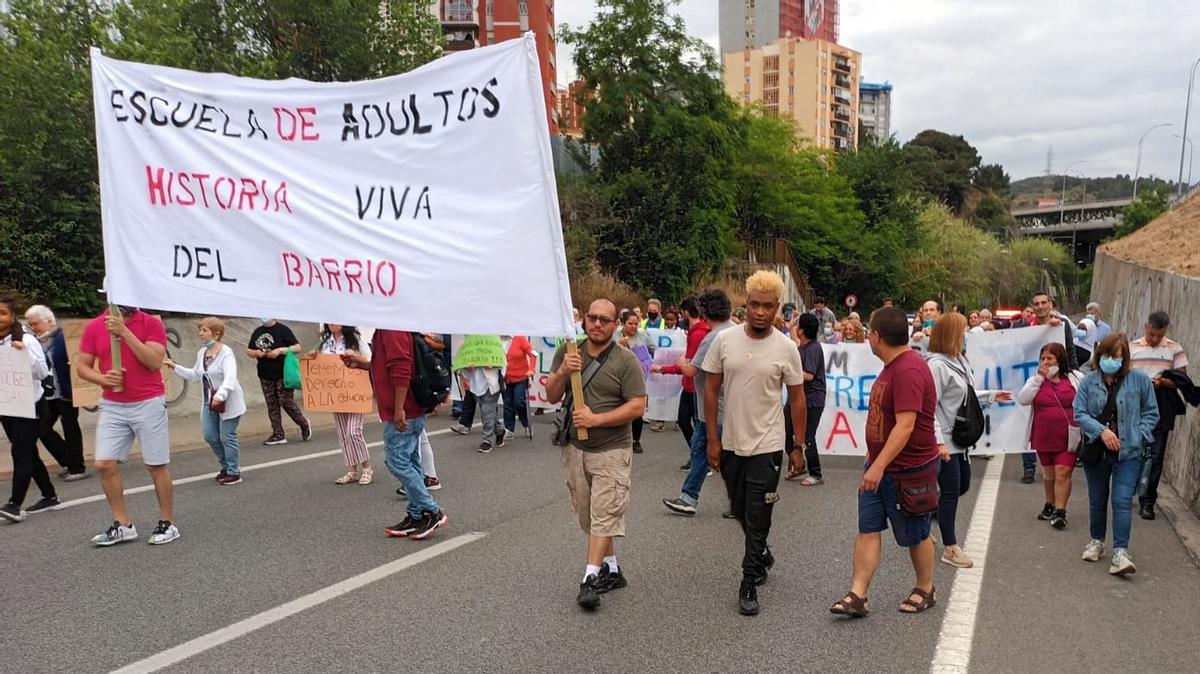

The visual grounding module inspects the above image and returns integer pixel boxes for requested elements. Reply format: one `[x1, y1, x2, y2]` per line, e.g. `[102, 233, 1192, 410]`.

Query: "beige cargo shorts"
[562, 443, 633, 537]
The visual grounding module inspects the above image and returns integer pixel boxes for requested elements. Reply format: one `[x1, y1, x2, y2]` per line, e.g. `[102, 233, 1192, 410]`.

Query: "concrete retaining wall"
[1092, 252, 1200, 516]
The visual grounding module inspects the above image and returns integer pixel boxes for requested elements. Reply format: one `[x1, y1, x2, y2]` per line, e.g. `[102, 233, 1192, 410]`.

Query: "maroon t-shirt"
[865, 349, 938, 470]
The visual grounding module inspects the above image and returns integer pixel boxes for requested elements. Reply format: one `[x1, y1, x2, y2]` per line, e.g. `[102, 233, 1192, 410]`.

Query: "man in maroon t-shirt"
[831, 307, 940, 618]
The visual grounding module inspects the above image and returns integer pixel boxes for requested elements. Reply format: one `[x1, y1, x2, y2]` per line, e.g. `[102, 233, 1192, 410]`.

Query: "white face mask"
[1046, 365, 1059, 378]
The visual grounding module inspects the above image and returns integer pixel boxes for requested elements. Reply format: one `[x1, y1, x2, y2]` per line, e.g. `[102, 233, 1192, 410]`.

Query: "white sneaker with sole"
[148, 521, 180, 545]
[92, 522, 138, 546]
[1109, 549, 1136, 576]
[941, 545, 974, 568]
[1081, 539, 1105, 562]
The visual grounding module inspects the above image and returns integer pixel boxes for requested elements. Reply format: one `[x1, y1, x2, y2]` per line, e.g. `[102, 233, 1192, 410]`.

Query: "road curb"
[1158, 484, 1200, 569]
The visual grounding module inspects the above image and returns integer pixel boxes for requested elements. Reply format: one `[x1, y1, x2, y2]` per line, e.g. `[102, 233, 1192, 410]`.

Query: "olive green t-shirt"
[551, 339, 647, 452]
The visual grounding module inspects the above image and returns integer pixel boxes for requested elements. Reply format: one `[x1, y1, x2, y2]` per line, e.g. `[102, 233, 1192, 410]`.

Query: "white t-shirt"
[701, 326, 805, 456]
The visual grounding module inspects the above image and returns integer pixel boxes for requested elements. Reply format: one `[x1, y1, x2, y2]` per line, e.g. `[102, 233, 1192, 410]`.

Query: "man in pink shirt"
[77, 306, 179, 547]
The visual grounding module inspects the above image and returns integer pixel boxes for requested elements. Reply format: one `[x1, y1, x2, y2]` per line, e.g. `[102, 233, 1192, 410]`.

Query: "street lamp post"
[1134, 122, 1172, 197]
[1060, 159, 1087, 226]
[1071, 169, 1087, 256]
[1177, 56, 1200, 200]
[1174, 134, 1195, 190]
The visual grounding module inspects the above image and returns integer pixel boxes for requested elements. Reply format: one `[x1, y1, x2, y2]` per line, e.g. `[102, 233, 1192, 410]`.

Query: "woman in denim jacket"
[1072, 334, 1159, 576]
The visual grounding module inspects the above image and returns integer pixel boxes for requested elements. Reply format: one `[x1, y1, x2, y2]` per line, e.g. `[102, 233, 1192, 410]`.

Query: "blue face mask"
[202, 338, 217, 347]
[1099, 356, 1122, 375]
[823, 327, 834, 336]
[1075, 328, 1088, 340]
[259, 318, 271, 325]
[922, 319, 935, 329]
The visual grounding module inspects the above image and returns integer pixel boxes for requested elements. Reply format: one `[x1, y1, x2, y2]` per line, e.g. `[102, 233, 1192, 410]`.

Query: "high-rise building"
[431, 0, 558, 132]
[723, 37, 861, 151]
[858, 81, 892, 142]
[557, 79, 587, 137]
[718, 0, 839, 55]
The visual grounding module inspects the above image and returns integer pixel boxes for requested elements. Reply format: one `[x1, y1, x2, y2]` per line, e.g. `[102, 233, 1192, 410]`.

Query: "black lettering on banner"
[410, 93, 432, 134]
[219, 108, 242, 138]
[387, 100, 410, 135]
[246, 109, 268, 140]
[129, 91, 147, 123]
[172, 245, 237, 283]
[353, 185, 431, 221]
[149, 96, 170, 125]
[457, 87, 477, 122]
[364, 104, 385, 139]
[826, 350, 849, 376]
[171, 102, 197, 127]
[341, 103, 360, 141]
[196, 104, 219, 133]
[173, 245, 193, 277]
[481, 77, 501, 118]
[111, 89, 128, 121]
[433, 90, 454, 126]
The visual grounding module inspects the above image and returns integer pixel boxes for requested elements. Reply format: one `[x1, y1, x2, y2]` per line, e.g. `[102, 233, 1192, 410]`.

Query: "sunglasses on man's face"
[585, 313, 616, 326]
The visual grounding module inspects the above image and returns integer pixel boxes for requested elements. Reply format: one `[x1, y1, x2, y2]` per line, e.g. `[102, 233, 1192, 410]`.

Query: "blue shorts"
[858, 464, 934, 547]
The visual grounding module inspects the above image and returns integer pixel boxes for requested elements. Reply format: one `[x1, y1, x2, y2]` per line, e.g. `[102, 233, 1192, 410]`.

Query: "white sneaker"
[148, 521, 181, 545]
[92, 521, 138, 546]
[450, 423, 469, 435]
[1081, 539, 1105, 562]
[504, 429, 515, 441]
[1109, 549, 1136, 576]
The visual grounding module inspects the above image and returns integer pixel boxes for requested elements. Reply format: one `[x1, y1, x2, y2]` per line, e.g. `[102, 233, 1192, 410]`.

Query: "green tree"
[970, 190, 1018, 241]
[1113, 184, 1170, 238]
[974, 163, 1011, 195]
[561, 0, 741, 298]
[903, 129, 982, 214]
[897, 204, 998, 309]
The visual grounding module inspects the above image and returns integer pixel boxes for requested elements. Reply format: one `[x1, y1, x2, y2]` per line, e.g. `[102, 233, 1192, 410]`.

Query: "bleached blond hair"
[745, 270, 786, 300]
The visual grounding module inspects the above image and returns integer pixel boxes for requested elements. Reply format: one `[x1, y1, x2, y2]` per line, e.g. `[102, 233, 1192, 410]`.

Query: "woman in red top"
[502, 336, 537, 440]
[1017, 342, 1082, 530]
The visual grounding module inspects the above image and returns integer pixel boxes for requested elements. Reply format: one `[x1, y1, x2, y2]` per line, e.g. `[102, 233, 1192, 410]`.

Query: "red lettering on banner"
[280, 253, 398, 297]
[825, 411, 859, 449]
[274, 107, 298, 141]
[143, 165, 289, 213]
[297, 107, 320, 140]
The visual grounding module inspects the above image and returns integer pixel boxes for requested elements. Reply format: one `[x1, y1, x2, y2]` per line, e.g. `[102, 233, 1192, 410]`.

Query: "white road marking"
[930, 454, 1006, 674]
[58, 427, 460, 511]
[110, 532, 486, 674]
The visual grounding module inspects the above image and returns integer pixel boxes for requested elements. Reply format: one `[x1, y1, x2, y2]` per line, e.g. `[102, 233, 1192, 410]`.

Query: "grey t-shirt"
[692, 320, 736, 425]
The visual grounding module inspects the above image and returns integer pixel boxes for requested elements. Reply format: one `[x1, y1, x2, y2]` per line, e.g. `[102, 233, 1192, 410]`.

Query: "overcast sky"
[555, 1, 1200, 182]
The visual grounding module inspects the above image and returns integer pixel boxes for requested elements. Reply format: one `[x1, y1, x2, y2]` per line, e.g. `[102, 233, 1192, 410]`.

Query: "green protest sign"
[452, 335, 506, 370]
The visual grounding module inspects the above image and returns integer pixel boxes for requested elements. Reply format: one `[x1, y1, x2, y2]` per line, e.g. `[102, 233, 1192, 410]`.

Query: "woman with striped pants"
[313, 324, 374, 485]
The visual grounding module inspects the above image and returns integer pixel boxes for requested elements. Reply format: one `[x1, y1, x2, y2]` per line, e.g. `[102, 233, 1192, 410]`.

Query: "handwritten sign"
[60, 319, 102, 408]
[817, 326, 1061, 455]
[90, 36, 575, 337]
[644, 328, 687, 421]
[300, 354, 373, 414]
[0, 346, 38, 419]
[452, 335, 505, 371]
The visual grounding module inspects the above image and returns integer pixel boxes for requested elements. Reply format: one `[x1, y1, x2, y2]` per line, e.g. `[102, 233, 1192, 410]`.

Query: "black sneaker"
[1050, 509, 1068, 530]
[0, 502, 26, 523]
[596, 563, 627, 594]
[26, 497, 63, 514]
[721, 510, 737, 520]
[633, 441, 644, 454]
[680, 461, 691, 471]
[1021, 470, 1035, 484]
[738, 579, 760, 616]
[577, 574, 601, 610]
[410, 510, 448, 540]
[396, 486, 407, 499]
[214, 469, 228, 482]
[384, 515, 421, 537]
[764, 546, 775, 570]
[301, 424, 313, 441]
[478, 441, 493, 454]
[263, 436, 287, 446]
[494, 433, 507, 449]
[1139, 503, 1156, 520]
[1037, 503, 1055, 521]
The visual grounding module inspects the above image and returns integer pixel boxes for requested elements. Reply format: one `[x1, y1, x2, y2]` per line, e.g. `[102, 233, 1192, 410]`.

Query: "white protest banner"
[91, 35, 574, 337]
[817, 326, 1060, 455]
[529, 336, 564, 411]
[0, 346, 38, 419]
[644, 327, 687, 420]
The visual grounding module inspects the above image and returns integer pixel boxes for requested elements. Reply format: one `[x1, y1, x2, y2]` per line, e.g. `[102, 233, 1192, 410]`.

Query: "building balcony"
[834, 75, 851, 89]
[834, 109, 851, 122]
[440, 0, 476, 26]
[833, 59, 852, 74]
[831, 121, 853, 137]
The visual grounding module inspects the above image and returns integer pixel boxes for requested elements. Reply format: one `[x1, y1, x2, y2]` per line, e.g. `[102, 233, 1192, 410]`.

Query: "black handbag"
[552, 341, 615, 446]
[1080, 379, 1120, 465]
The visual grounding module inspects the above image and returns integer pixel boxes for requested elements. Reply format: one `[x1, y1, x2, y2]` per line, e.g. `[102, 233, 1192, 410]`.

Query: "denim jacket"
[1072, 369, 1159, 462]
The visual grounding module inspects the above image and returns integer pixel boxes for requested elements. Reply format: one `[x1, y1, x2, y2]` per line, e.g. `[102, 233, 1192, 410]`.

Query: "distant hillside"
[1010, 174, 1177, 208]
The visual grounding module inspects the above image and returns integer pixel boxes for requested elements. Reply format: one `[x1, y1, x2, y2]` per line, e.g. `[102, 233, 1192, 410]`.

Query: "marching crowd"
[0, 273, 1195, 617]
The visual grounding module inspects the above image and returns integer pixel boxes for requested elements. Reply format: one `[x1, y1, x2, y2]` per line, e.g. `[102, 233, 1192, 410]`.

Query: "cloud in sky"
[555, 0, 1200, 181]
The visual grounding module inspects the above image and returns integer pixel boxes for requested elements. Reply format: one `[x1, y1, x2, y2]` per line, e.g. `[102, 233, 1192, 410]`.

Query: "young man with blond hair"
[702, 271, 806, 616]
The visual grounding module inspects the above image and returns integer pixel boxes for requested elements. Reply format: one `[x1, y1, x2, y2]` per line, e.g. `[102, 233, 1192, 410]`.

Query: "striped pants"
[334, 412, 370, 466]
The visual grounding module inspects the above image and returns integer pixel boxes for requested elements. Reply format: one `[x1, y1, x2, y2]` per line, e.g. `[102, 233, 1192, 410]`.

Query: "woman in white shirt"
[0, 296, 59, 521]
[312, 324, 373, 485]
[166, 317, 247, 485]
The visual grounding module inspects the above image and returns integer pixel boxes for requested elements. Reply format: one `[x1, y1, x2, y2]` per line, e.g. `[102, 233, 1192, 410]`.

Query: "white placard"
[0, 347, 38, 419]
[644, 327, 687, 420]
[90, 35, 574, 337]
[817, 326, 1061, 455]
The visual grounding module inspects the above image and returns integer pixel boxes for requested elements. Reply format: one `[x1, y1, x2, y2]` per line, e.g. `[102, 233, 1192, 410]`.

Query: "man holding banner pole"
[77, 306, 179, 546]
[547, 299, 647, 611]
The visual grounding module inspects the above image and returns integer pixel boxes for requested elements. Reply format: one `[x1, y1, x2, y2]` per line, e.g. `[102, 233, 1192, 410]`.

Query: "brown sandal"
[785, 452, 807, 481]
[830, 591, 870, 617]
[898, 586, 936, 614]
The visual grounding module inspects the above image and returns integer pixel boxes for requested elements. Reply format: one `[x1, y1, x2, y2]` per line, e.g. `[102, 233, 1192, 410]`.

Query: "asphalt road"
[2, 413, 1197, 673]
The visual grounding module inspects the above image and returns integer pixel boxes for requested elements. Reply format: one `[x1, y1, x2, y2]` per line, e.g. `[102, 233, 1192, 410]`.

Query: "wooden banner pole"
[107, 303, 124, 393]
[566, 339, 588, 441]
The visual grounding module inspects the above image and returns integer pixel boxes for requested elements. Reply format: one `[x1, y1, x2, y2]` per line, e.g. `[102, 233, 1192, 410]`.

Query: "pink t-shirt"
[80, 311, 168, 403]
[1030, 377, 1075, 452]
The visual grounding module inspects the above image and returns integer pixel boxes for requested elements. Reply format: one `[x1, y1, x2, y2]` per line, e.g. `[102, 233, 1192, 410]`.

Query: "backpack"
[409, 333, 451, 413]
[944, 357, 986, 448]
